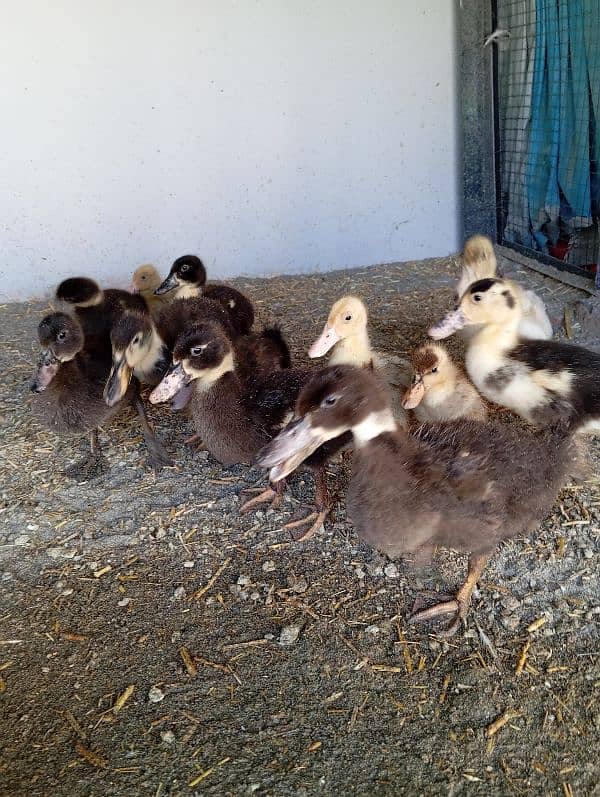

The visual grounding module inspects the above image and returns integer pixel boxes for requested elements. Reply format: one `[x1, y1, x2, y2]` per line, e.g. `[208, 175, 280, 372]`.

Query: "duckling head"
[104, 312, 153, 406]
[258, 366, 395, 481]
[31, 312, 84, 392]
[455, 235, 497, 301]
[430, 278, 520, 340]
[402, 344, 453, 409]
[56, 277, 104, 308]
[309, 296, 368, 358]
[154, 255, 207, 296]
[149, 321, 233, 403]
[131, 264, 162, 296]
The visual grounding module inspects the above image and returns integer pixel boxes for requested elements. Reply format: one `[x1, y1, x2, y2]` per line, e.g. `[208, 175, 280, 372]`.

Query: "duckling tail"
[261, 326, 292, 369]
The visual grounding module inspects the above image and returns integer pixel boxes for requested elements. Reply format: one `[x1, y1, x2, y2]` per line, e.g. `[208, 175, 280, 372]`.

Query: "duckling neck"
[175, 283, 202, 300]
[352, 408, 397, 447]
[470, 318, 520, 354]
[425, 373, 458, 406]
[194, 351, 236, 393]
[330, 328, 373, 367]
[134, 329, 168, 380]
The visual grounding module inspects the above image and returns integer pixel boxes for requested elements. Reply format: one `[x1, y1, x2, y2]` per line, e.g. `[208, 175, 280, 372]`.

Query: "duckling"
[309, 296, 382, 368]
[130, 264, 165, 315]
[56, 276, 148, 358]
[430, 278, 600, 432]
[30, 312, 171, 477]
[104, 295, 280, 409]
[154, 255, 255, 335]
[309, 295, 410, 424]
[258, 365, 579, 636]
[456, 235, 552, 340]
[149, 322, 336, 538]
[402, 343, 487, 423]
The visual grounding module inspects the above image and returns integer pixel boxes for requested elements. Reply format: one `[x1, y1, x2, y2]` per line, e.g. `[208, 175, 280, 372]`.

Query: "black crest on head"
[56, 277, 101, 304]
[468, 278, 498, 295]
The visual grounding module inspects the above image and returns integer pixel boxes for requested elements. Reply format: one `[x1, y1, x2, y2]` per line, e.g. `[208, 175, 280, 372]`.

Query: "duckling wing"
[242, 369, 311, 432]
[202, 285, 255, 336]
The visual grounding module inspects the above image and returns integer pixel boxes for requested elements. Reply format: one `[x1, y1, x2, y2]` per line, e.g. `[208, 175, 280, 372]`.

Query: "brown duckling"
[56, 276, 148, 358]
[430, 277, 600, 432]
[258, 365, 579, 636]
[402, 343, 487, 423]
[30, 312, 171, 477]
[154, 255, 255, 335]
[149, 322, 335, 538]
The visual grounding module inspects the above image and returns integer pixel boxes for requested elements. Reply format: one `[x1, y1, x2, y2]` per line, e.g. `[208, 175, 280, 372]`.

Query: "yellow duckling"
[402, 343, 487, 423]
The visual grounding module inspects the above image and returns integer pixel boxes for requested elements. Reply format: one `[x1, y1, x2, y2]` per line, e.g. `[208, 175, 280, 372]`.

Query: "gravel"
[0, 249, 599, 796]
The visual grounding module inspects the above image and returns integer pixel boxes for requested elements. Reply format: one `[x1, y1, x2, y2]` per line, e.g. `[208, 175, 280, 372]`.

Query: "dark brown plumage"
[154, 255, 255, 335]
[258, 365, 580, 634]
[31, 312, 171, 476]
[56, 276, 147, 358]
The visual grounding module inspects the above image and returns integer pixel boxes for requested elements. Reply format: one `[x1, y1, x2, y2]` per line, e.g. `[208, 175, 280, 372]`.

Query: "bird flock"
[30, 236, 600, 636]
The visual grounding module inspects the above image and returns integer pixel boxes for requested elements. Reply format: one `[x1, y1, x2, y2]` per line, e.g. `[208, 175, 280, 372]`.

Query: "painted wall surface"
[1, 1, 459, 300]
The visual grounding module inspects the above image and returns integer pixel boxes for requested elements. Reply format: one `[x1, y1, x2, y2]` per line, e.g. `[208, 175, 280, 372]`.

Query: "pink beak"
[129, 281, 139, 294]
[428, 309, 468, 340]
[308, 324, 341, 358]
[402, 380, 425, 409]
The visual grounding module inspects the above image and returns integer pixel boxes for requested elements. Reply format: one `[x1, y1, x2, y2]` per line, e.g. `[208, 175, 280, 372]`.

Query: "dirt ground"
[1, 250, 599, 797]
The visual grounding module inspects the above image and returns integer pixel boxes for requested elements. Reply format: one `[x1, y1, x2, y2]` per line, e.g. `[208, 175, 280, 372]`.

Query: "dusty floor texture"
[1, 248, 599, 796]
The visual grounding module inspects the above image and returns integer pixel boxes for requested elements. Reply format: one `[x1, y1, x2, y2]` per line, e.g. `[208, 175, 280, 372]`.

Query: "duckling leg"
[239, 479, 285, 513]
[64, 430, 108, 480]
[283, 468, 331, 542]
[184, 432, 205, 450]
[408, 552, 490, 638]
[133, 394, 174, 468]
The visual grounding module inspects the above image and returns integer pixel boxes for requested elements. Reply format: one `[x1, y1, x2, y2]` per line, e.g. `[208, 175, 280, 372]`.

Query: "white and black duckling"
[56, 276, 148, 358]
[154, 255, 255, 335]
[456, 235, 552, 340]
[149, 321, 339, 538]
[402, 343, 487, 423]
[130, 264, 165, 316]
[30, 312, 172, 477]
[430, 277, 600, 432]
[258, 365, 580, 636]
[309, 295, 410, 424]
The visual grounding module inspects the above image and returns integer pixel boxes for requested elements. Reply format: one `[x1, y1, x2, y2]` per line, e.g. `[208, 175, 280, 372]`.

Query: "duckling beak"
[402, 378, 425, 409]
[154, 273, 178, 295]
[129, 281, 140, 294]
[149, 362, 192, 404]
[308, 324, 341, 358]
[428, 309, 467, 340]
[30, 350, 60, 393]
[257, 416, 326, 482]
[104, 357, 132, 406]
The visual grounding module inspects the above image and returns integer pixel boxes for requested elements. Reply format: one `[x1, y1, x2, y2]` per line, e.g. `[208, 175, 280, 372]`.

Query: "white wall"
[1, 1, 459, 301]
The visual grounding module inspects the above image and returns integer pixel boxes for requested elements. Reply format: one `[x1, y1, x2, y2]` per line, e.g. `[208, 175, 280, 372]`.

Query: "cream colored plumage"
[457, 236, 552, 341]
[402, 343, 487, 423]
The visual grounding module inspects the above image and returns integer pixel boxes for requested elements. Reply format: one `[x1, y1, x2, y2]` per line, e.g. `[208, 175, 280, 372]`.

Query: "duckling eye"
[180, 264, 190, 273]
[473, 294, 482, 303]
[321, 394, 339, 408]
[140, 275, 146, 281]
[431, 367, 438, 374]
[344, 314, 352, 321]
[57, 330, 67, 341]
[190, 344, 207, 356]
[133, 335, 141, 345]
